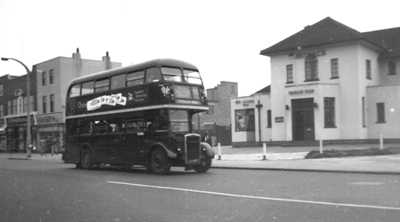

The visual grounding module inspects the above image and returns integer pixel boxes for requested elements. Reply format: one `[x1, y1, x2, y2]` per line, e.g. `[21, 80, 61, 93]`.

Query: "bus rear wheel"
[80, 148, 94, 170]
[148, 147, 171, 175]
[193, 157, 212, 173]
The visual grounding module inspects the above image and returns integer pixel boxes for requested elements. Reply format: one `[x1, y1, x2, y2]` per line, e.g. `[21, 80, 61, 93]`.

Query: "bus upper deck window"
[184, 70, 202, 84]
[162, 67, 183, 82]
[81, 81, 94, 95]
[69, 84, 81, 97]
[127, 71, 144, 86]
[95, 79, 110, 93]
[146, 67, 161, 83]
[111, 74, 126, 90]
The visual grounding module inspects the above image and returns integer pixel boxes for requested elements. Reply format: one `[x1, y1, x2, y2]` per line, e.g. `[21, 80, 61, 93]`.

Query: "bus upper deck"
[66, 58, 208, 117]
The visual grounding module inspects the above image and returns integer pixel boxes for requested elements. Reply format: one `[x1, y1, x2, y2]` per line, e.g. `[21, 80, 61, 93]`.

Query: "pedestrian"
[40, 138, 46, 156]
[203, 131, 212, 147]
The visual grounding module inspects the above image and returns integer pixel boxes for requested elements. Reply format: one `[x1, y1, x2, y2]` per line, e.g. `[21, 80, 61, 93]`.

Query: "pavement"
[1, 143, 400, 175]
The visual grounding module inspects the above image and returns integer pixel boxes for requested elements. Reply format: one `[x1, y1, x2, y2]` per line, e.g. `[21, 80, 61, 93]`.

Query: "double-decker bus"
[63, 58, 214, 174]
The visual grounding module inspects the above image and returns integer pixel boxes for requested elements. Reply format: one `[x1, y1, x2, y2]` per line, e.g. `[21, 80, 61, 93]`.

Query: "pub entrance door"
[292, 98, 315, 141]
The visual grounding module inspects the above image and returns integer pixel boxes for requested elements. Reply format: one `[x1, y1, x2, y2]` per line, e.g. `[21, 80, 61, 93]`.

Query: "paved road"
[1, 157, 400, 221]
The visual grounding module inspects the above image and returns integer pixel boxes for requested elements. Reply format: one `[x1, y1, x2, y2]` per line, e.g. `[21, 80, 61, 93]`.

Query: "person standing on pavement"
[203, 131, 212, 147]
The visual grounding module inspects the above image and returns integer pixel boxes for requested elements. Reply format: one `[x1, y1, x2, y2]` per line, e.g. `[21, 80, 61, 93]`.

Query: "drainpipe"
[256, 100, 263, 146]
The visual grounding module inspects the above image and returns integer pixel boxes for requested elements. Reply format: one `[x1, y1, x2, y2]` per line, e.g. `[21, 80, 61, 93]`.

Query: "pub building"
[233, 17, 400, 146]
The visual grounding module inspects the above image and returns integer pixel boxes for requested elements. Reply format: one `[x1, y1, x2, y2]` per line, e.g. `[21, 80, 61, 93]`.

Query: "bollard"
[380, 135, 384, 150]
[319, 139, 323, 154]
[262, 143, 267, 160]
[218, 143, 221, 160]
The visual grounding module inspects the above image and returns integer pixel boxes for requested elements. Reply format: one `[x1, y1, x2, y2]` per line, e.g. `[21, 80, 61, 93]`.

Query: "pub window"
[267, 110, 272, 128]
[389, 60, 396, 75]
[42, 71, 46, 86]
[95, 79, 110, 93]
[366, 59, 371, 79]
[286, 64, 293, 83]
[331, 58, 339, 78]
[305, 54, 318, 81]
[49, 69, 55, 84]
[111, 74, 126, 90]
[235, 109, 255, 132]
[362, 97, 366, 127]
[42, 96, 47, 114]
[81, 81, 94, 95]
[324, 97, 336, 128]
[127, 71, 144, 86]
[377, 103, 385, 123]
[50, 94, 55, 112]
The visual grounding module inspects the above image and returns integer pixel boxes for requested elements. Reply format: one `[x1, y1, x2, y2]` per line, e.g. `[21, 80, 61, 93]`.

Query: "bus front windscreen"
[169, 110, 189, 132]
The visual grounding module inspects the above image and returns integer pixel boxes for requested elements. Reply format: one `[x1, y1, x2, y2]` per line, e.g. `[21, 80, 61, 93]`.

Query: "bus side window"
[125, 119, 144, 133]
[146, 67, 161, 83]
[109, 119, 123, 133]
[93, 120, 108, 134]
[69, 84, 81, 98]
[81, 81, 94, 95]
[127, 71, 144, 86]
[79, 121, 93, 135]
[95, 79, 110, 93]
[111, 74, 126, 90]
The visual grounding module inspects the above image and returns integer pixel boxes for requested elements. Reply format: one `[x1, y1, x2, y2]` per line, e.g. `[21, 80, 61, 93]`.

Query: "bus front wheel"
[80, 148, 94, 170]
[193, 157, 212, 173]
[147, 147, 171, 175]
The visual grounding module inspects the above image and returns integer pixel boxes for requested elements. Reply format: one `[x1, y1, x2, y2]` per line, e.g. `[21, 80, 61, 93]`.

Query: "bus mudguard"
[200, 142, 215, 158]
[150, 142, 177, 158]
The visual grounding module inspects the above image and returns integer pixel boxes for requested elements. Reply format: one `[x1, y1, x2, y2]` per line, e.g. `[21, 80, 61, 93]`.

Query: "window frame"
[376, 102, 385, 123]
[305, 54, 319, 81]
[286, 64, 293, 83]
[49, 69, 55, 84]
[331, 58, 339, 79]
[42, 71, 47, 86]
[366, 59, 372, 80]
[42, 95, 47, 114]
[324, 97, 336, 128]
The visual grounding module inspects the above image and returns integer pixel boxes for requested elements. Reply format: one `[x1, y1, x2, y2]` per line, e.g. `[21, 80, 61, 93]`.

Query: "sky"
[1, 0, 399, 97]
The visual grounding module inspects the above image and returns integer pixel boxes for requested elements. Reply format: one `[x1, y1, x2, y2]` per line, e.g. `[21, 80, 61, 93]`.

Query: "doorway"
[292, 98, 315, 141]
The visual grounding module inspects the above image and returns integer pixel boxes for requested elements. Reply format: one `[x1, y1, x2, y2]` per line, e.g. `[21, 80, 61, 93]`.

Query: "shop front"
[36, 113, 65, 154]
[4, 114, 37, 153]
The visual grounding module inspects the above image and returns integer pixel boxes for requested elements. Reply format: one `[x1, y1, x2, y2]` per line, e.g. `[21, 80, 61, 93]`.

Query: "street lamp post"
[1, 57, 32, 158]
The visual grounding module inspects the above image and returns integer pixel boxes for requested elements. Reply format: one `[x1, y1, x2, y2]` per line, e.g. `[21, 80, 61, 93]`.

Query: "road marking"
[349, 182, 385, 186]
[107, 181, 400, 211]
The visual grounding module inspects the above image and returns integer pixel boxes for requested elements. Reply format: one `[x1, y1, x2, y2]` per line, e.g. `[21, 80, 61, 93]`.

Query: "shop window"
[331, 58, 339, 79]
[324, 97, 336, 128]
[235, 109, 255, 132]
[305, 54, 318, 81]
[377, 103, 385, 123]
[366, 60, 372, 80]
[286, 64, 293, 83]
[389, 60, 396, 75]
